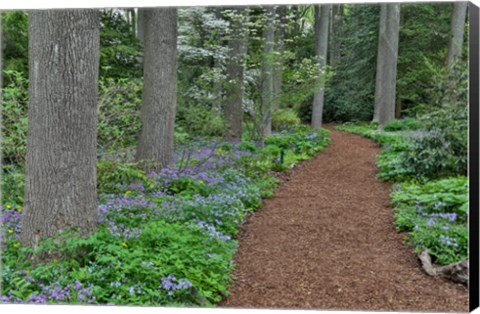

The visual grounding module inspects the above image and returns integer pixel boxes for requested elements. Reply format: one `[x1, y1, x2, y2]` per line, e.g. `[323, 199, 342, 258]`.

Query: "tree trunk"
[373, 4, 387, 122]
[374, 3, 400, 127]
[395, 96, 402, 119]
[261, 6, 275, 137]
[136, 8, 177, 171]
[130, 9, 136, 37]
[311, 4, 329, 129]
[21, 10, 100, 250]
[225, 7, 246, 142]
[273, 5, 287, 110]
[213, 7, 224, 112]
[137, 8, 145, 45]
[446, 2, 468, 70]
[329, 4, 343, 67]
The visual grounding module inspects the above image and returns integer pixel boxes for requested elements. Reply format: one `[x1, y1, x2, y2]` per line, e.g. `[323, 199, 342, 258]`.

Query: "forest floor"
[221, 126, 468, 312]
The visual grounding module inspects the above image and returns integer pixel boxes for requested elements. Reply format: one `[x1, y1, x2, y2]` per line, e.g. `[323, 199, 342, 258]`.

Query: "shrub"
[383, 117, 421, 132]
[96, 160, 151, 195]
[401, 104, 467, 180]
[176, 104, 224, 137]
[272, 109, 301, 131]
[392, 177, 468, 264]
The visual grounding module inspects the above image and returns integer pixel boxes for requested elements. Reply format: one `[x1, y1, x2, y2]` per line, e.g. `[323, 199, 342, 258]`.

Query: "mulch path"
[221, 127, 468, 312]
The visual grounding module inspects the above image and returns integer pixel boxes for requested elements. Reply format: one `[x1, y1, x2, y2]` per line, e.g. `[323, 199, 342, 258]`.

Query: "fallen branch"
[419, 250, 468, 285]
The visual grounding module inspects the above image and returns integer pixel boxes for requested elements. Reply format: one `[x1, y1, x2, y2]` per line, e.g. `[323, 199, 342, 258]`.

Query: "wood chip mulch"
[220, 127, 468, 312]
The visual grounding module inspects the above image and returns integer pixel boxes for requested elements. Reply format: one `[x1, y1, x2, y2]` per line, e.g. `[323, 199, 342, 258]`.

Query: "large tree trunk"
[135, 8, 177, 171]
[273, 5, 287, 110]
[311, 4, 329, 130]
[374, 3, 400, 127]
[260, 6, 276, 137]
[446, 2, 468, 70]
[225, 7, 246, 142]
[21, 10, 100, 249]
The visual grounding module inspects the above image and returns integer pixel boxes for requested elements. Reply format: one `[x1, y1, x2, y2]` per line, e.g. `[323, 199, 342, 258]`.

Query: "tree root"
[418, 250, 468, 285]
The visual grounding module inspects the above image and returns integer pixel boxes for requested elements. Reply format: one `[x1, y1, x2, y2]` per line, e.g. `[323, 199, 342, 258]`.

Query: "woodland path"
[221, 127, 468, 311]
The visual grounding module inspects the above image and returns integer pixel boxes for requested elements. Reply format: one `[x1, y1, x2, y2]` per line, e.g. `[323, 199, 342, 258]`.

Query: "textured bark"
[21, 10, 100, 249]
[374, 3, 400, 127]
[273, 5, 287, 110]
[311, 5, 329, 129]
[225, 7, 246, 142]
[260, 6, 275, 137]
[419, 250, 469, 285]
[446, 2, 468, 70]
[135, 8, 177, 171]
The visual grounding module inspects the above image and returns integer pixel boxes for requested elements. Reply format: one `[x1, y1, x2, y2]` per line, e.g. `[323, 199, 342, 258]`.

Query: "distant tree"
[136, 8, 177, 171]
[446, 2, 468, 70]
[329, 4, 344, 67]
[137, 8, 145, 45]
[21, 10, 100, 250]
[224, 7, 247, 142]
[311, 4, 329, 129]
[273, 5, 287, 110]
[373, 3, 400, 126]
[260, 6, 276, 137]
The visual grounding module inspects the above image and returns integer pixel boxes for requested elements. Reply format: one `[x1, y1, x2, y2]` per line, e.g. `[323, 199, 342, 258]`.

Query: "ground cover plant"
[1, 126, 330, 305]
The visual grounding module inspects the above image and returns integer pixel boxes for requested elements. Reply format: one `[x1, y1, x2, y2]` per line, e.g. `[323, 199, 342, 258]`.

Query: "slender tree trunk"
[136, 8, 177, 171]
[130, 9, 136, 37]
[213, 7, 224, 112]
[395, 96, 402, 119]
[373, 4, 387, 122]
[261, 6, 275, 137]
[311, 4, 329, 129]
[137, 8, 145, 45]
[225, 7, 246, 142]
[446, 2, 468, 70]
[21, 10, 100, 250]
[273, 5, 287, 110]
[374, 3, 400, 127]
[329, 4, 343, 67]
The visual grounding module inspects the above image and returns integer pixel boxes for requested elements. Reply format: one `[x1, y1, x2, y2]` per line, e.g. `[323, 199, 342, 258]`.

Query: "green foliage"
[176, 104, 225, 137]
[383, 118, 421, 132]
[2, 164, 24, 206]
[271, 109, 301, 131]
[97, 160, 150, 194]
[7, 221, 235, 305]
[324, 4, 380, 122]
[396, 3, 453, 110]
[97, 78, 143, 152]
[392, 177, 468, 264]
[99, 10, 143, 79]
[1, 12, 29, 79]
[2, 70, 29, 164]
[401, 104, 467, 180]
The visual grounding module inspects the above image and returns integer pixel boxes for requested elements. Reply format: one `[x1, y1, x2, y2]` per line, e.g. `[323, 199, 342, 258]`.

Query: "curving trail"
[221, 127, 468, 311]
